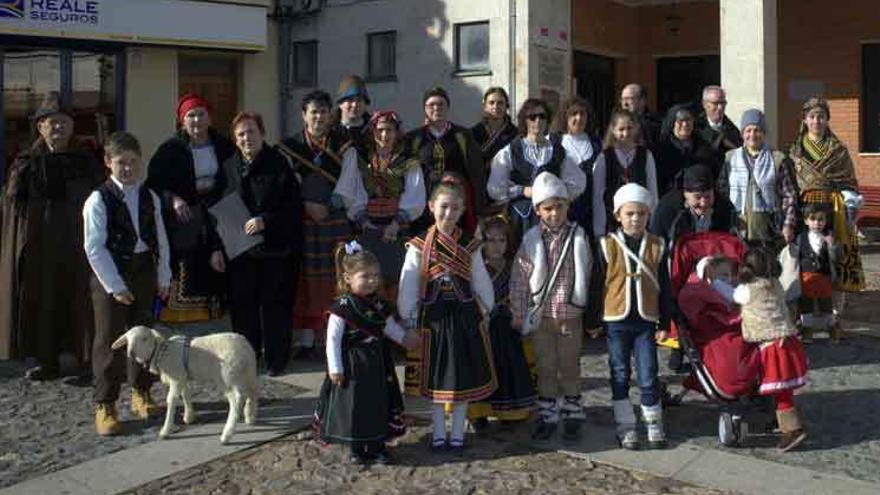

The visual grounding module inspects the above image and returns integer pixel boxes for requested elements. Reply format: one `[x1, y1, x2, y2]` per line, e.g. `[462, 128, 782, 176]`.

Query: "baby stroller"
[668, 231, 766, 446]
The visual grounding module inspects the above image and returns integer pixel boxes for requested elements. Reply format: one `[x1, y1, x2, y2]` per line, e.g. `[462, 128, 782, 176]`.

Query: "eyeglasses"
[706, 100, 727, 107]
[527, 113, 547, 121]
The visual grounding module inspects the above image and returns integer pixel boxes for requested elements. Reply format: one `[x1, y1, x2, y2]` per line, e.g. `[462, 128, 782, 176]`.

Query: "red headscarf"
[176, 94, 211, 123]
[368, 110, 401, 130]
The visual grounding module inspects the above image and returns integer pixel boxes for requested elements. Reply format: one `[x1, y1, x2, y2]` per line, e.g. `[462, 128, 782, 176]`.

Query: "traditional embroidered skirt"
[800, 271, 833, 299]
[467, 309, 536, 421]
[418, 296, 496, 403]
[757, 336, 808, 395]
[160, 250, 223, 322]
[313, 338, 405, 444]
[293, 212, 353, 334]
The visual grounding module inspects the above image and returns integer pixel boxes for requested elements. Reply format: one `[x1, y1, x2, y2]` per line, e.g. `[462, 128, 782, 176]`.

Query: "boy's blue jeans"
[605, 320, 660, 407]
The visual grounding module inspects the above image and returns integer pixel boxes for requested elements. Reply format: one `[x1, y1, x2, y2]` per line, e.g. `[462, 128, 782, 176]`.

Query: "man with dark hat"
[334, 74, 372, 146]
[649, 163, 737, 244]
[0, 94, 105, 380]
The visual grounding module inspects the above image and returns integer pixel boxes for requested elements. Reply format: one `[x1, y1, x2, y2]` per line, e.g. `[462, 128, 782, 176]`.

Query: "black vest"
[97, 180, 158, 266]
[508, 137, 565, 187]
[797, 233, 832, 276]
[603, 146, 648, 233]
[409, 126, 469, 187]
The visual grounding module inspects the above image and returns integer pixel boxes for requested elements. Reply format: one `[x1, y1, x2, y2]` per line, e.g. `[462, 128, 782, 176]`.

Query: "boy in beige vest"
[510, 172, 591, 443]
[598, 183, 671, 450]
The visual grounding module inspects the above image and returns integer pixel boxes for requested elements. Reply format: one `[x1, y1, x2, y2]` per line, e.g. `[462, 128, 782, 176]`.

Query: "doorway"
[178, 54, 239, 136]
[573, 51, 615, 136]
[656, 55, 720, 115]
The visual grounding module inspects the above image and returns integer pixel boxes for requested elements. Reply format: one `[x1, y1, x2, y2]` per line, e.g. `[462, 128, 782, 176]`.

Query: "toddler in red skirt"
[733, 248, 809, 452]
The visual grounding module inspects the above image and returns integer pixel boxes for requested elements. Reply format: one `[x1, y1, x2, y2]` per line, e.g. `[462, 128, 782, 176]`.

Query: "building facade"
[0, 0, 280, 175]
[281, 0, 879, 186]
[573, 0, 880, 185]
[278, 0, 572, 134]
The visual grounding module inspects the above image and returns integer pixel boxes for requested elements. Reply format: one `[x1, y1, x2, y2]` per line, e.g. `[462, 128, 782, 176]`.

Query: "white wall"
[242, 20, 282, 142]
[283, 0, 514, 134]
[126, 47, 178, 159]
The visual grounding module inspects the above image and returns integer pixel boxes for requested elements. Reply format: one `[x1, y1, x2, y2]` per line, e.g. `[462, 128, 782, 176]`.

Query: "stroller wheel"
[718, 412, 738, 446]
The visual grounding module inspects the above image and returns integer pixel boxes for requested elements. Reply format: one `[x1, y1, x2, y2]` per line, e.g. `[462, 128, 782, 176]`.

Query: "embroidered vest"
[797, 233, 831, 275]
[600, 232, 663, 322]
[603, 146, 648, 228]
[740, 278, 797, 343]
[508, 137, 565, 187]
[408, 227, 480, 304]
[97, 180, 158, 267]
[410, 127, 469, 187]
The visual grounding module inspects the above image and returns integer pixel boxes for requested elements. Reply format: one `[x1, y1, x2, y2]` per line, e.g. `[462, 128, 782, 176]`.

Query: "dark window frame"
[290, 40, 318, 88]
[862, 43, 880, 153]
[366, 30, 396, 82]
[454, 21, 491, 76]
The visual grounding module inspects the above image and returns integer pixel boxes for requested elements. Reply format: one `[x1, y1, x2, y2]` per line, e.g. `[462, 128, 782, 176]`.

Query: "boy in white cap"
[598, 183, 671, 450]
[510, 172, 592, 442]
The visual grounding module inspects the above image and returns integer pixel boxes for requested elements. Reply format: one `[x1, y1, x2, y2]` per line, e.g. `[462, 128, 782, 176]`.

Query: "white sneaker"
[641, 404, 667, 449]
[618, 429, 639, 450]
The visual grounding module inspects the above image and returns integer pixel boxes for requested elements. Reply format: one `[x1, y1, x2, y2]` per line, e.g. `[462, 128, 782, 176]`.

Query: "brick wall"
[778, 0, 880, 185]
[572, 0, 718, 111]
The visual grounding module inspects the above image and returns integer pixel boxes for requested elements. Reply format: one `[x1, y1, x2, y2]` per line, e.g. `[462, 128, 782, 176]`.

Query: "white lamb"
[111, 325, 259, 444]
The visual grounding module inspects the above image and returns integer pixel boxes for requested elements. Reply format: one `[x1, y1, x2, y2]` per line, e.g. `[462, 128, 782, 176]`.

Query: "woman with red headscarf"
[146, 94, 236, 322]
[336, 110, 426, 298]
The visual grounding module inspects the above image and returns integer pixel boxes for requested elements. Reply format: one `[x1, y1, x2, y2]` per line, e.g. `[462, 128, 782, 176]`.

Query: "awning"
[0, 0, 267, 51]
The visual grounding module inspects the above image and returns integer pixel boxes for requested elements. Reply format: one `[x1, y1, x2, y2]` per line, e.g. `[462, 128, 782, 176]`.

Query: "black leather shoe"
[531, 420, 557, 440]
[25, 365, 58, 381]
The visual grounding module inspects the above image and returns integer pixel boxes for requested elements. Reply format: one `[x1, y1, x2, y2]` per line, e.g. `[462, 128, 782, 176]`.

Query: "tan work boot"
[95, 403, 122, 436]
[829, 323, 843, 345]
[776, 408, 807, 452]
[131, 388, 159, 419]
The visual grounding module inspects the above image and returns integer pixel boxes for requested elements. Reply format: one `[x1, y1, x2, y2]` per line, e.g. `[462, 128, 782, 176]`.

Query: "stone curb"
[559, 441, 878, 495]
[0, 374, 318, 495]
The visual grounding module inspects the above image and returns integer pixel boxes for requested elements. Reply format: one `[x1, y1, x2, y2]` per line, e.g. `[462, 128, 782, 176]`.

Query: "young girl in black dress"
[313, 241, 419, 464]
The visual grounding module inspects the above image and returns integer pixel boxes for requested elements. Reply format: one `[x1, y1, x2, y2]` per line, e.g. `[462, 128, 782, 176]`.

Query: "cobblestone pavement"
[5, 275, 880, 491]
[131, 425, 726, 495]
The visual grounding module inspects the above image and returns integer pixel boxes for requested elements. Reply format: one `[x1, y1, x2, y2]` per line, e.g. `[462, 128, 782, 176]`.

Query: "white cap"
[612, 183, 653, 213]
[532, 171, 569, 207]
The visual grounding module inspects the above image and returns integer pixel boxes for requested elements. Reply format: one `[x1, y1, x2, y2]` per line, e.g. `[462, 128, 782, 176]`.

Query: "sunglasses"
[527, 113, 547, 121]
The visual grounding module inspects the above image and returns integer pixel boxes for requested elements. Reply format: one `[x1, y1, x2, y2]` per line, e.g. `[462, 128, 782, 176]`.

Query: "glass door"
[1, 46, 123, 182]
[2, 48, 61, 170]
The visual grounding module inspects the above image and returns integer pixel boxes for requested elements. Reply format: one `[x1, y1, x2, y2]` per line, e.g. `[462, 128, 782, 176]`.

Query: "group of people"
[0, 74, 864, 462]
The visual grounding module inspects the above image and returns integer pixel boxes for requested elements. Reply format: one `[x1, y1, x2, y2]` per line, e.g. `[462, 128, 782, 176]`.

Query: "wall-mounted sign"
[0, 0, 266, 51]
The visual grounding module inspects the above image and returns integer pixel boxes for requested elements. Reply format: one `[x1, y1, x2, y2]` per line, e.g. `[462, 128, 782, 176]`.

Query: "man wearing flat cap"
[0, 94, 105, 381]
[649, 164, 737, 244]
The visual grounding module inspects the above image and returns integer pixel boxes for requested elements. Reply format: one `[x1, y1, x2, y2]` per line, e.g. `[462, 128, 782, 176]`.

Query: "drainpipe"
[508, 0, 517, 111]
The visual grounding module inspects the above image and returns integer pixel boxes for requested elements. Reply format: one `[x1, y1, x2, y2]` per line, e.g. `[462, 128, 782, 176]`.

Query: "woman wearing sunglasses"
[487, 98, 585, 241]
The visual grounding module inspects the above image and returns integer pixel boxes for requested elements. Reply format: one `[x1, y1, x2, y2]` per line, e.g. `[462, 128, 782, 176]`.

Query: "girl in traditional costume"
[467, 216, 536, 431]
[591, 109, 659, 238]
[398, 177, 497, 451]
[788, 97, 863, 331]
[733, 248, 809, 452]
[313, 242, 418, 465]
